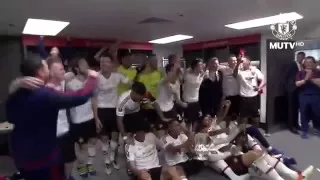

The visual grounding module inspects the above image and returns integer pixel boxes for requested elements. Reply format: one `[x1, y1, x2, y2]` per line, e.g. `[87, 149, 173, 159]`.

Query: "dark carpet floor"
[1, 129, 319, 180]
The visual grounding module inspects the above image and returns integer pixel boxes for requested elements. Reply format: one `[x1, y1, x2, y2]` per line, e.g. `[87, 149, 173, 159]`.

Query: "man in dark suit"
[199, 57, 223, 116]
[285, 51, 305, 134]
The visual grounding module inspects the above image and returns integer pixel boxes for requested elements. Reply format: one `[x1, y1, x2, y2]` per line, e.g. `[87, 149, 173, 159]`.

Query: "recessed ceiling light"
[225, 12, 303, 30]
[149, 34, 193, 44]
[23, 18, 70, 36]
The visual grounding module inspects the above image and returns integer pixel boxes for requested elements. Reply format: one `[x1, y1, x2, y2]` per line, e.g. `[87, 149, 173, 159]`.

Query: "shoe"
[127, 168, 133, 176]
[105, 164, 112, 175]
[67, 176, 76, 180]
[290, 128, 299, 135]
[11, 172, 23, 180]
[77, 166, 88, 178]
[264, 133, 271, 137]
[238, 173, 250, 180]
[112, 161, 120, 170]
[300, 165, 314, 180]
[283, 157, 297, 166]
[269, 148, 283, 157]
[86, 164, 97, 176]
[301, 132, 308, 139]
[315, 129, 320, 137]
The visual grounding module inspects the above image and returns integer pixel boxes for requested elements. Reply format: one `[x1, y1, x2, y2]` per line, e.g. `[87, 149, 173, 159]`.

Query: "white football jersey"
[182, 72, 203, 103]
[126, 133, 161, 170]
[156, 79, 175, 112]
[237, 67, 264, 97]
[66, 78, 94, 124]
[116, 90, 140, 117]
[162, 134, 189, 166]
[96, 72, 129, 108]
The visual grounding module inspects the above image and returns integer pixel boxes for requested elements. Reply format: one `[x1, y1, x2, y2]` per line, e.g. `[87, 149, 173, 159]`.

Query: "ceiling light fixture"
[149, 34, 193, 44]
[225, 12, 303, 30]
[23, 18, 70, 36]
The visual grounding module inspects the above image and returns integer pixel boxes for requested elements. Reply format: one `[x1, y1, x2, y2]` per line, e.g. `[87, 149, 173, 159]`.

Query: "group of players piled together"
[8, 44, 315, 180]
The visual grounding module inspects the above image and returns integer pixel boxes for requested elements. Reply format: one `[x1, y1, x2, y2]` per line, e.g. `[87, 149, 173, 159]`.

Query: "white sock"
[110, 141, 118, 162]
[212, 160, 240, 180]
[77, 148, 86, 166]
[264, 154, 298, 179]
[254, 155, 284, 180]
[101, 142, 110, 164]
[87, 146, 96, 165]
[247, 135, 262, 151]
[101, 142, 109, 152]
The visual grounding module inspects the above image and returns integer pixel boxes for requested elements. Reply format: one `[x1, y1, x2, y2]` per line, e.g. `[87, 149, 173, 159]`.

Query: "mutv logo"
[269, 41, 304, 50]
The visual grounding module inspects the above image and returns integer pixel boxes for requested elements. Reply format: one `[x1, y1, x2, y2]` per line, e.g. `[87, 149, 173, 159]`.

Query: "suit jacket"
[199, 70, 223, 108]
[285, 61, 299, 94]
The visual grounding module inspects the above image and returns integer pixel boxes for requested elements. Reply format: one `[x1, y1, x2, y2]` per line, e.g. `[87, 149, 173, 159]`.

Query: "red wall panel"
[22, 35, 153, 50]
[183, 34, 261, 51]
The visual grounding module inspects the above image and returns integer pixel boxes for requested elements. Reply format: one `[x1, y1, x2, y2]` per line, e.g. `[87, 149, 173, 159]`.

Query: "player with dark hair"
[92, 52, 131, 174]
[116, 81, 149, 142]
[126, 121, 182, 180]
[66, 57, 99, 178]
[162, 120, 203, 179]
[183, 59, 206, 131]
[6, 55, 97, 180]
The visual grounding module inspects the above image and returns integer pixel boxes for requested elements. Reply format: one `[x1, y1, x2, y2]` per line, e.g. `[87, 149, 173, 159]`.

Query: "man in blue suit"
[285, 51, 305, 134]
[6, 55, 97, 180]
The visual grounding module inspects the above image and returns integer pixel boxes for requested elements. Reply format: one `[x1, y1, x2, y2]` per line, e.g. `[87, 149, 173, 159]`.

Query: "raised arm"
[37, 37, 49, 59]
[163, 134, 190, 154]
[46, 76, 97, 109]
[94, 46, 108, 61]
[212, 126, 241, 145]
[8, 77, 44, 94]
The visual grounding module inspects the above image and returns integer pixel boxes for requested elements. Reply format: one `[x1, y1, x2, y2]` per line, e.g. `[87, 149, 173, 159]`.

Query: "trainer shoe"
[67, 176, 76, 180]
[112, 161, 120, 170]
[105, 164, 112, 175]
[238, 174, 250, 180]
[283, 157, 297, 166]
[86, 164, 97, 176]
[301, 132, 308, 139]
[299, 165, 314, 180]
[77, 166, 88, 178]
[315, 129, 320, 137]
[127, 168, 133, 176]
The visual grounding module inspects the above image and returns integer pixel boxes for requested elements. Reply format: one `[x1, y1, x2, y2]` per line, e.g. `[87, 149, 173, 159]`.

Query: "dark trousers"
[199, 96, 221, 117]
[299, 94, 320, 132]
[246, 127, 270, 148]
[19, 162, 65, 180]
[287, 91, 299, 129]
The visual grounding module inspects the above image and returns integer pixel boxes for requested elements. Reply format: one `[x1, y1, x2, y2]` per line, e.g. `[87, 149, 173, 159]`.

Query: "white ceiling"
[1, 0, 320, 43]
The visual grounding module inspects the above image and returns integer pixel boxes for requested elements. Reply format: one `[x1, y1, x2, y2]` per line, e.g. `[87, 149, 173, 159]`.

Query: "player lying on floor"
[197, 115, 314, 180]
[217, 100, 297, 167]
[125, 124, 182, 180]
[161, 120, 203, 180]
